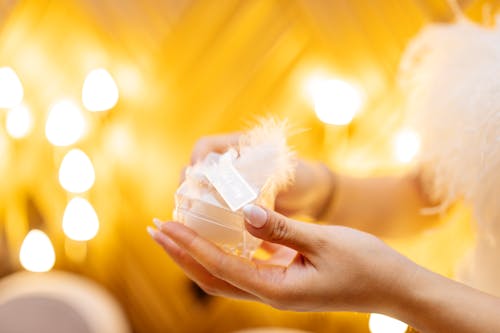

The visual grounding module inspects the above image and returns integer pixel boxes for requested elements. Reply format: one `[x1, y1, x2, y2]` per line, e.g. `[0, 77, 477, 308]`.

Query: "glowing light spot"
[0, 67, 23, 108]
[6, 104, 32, 139]
[63, 197, 99, 241]
[105, 124, 134, 160]
[19, 230, 56, 273]
[393, 129, 421, 163]
[306, 77, 363, 126]
[45, 100, 85, 146]
[59, 149, 95, 193]
[82, 68, 119, 112]
[115, 65, 142, 97]
[369, 314, 408, 333]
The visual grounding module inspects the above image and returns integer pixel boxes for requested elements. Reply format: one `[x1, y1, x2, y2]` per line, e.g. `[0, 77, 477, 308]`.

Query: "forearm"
[390, 263, 500, 333]
[318, 170, 438, 237]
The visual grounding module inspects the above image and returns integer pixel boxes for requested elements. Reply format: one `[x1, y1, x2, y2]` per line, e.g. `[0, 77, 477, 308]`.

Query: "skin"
[188, 134, 438, 237]
[149, 133, 500, 333]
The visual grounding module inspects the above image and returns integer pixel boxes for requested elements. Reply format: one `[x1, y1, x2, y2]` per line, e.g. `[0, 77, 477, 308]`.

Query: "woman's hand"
[150, 207, 500, 333]
[149, 205, 416, 313]
[187, 134, 335, 219]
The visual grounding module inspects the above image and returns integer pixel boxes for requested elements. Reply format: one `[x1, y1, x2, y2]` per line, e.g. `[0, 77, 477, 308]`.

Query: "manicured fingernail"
[147, 226, 156, 238]
[243, 204, 267, 228]
[153, 218, 163, 229]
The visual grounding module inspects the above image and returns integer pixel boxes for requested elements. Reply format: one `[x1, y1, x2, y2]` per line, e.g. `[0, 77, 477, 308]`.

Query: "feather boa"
[400, 17, 500, 295]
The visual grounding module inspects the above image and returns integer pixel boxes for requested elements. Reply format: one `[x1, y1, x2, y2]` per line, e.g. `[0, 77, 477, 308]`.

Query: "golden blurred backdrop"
[0, 0, 498, 332]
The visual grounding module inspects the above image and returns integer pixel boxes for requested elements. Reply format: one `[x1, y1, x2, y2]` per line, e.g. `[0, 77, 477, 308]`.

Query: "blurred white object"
[19, 230, 55, 273]
[393, 129, 420, 163]
[400, 19, 500, 295]
[0, 271, 131, 333]
[306, 77, 363, 126]
[58, 149, 95, 193]
[45, 100, 86, 146]
[174, 119, 295, 258]
[0, 67, 23, 108]
[369, 313, 408, 333]
[6, 104, 32, 139]
[63, 197, 100, 241]
[82, 68, 119, 112]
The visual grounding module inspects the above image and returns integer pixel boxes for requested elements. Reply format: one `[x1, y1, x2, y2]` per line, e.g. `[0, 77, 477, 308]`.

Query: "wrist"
[362, 252, 425, 317]
[377, 255, 438, 331]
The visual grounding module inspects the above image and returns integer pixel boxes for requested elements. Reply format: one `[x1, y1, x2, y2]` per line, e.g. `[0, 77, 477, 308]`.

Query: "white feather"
[400, 18, 500, 295]
[235, 118, 296, 197]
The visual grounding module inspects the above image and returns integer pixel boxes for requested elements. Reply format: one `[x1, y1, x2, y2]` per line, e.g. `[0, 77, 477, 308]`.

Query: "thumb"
[242, 204, 319, 255]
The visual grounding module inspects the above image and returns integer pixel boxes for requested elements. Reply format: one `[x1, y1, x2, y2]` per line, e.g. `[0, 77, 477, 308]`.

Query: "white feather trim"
[235, 118, 296, 197]
[400, 19, 500, 295]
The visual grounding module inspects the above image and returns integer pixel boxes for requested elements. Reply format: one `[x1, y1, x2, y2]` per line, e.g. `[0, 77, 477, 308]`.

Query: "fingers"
[148, 225, 258, 300]
[190, 133, 241, 165]
[158, 221, 286, 298]
[242, 204, 323, 256]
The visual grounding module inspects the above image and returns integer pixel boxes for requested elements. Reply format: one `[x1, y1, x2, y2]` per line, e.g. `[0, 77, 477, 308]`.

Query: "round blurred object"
[62, 197, 99, 241]
[393, 129, 420, 163]
[82, 68, 119, 112]
[306, 77, 363, 126]
[45, 100, 86, 147]
[0, 67, 23, 108]
[6, 104, 33, 139]
[369, 313, 408, 333]
[0, 271, 131, 333]
[19, 230, 56, 273]
[58, 149, 95, 193]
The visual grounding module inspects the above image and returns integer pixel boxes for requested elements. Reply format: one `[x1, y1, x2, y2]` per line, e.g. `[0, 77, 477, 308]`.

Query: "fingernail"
[243, 204, 267, 228]
[153, 218, 163, 229]
[146, 226, 156, 238]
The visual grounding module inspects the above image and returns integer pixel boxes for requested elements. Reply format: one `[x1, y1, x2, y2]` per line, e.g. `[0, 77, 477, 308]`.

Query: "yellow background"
[0, 0, 497, 332]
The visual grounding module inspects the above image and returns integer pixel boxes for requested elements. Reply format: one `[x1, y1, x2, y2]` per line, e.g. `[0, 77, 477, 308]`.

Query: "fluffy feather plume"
[400, 19, 500, 212]
[174, 118, 296, 257]
[235, 118, 296, 197]
[179, 117, 296, 208]
[399, 18, 500, 295]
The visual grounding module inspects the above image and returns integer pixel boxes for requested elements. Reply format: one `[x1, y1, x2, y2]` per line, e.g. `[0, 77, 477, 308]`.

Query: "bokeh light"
[82, 68, 119, 112]
[59, 149, 95, 193]
[369, 313, 408, 333]
[63, 197, 99, 241]
[115, 64, 142, 97]
[0, 67, 24, 108]
[393, 129, 421, 163]
[104, 123, 134, 160]
[0, 2, 477, 332]
[19, 229, 56, 273]
[306, 77, 363, 126]
[6, 104, 33, 139]
[45, 100, 86, 146]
